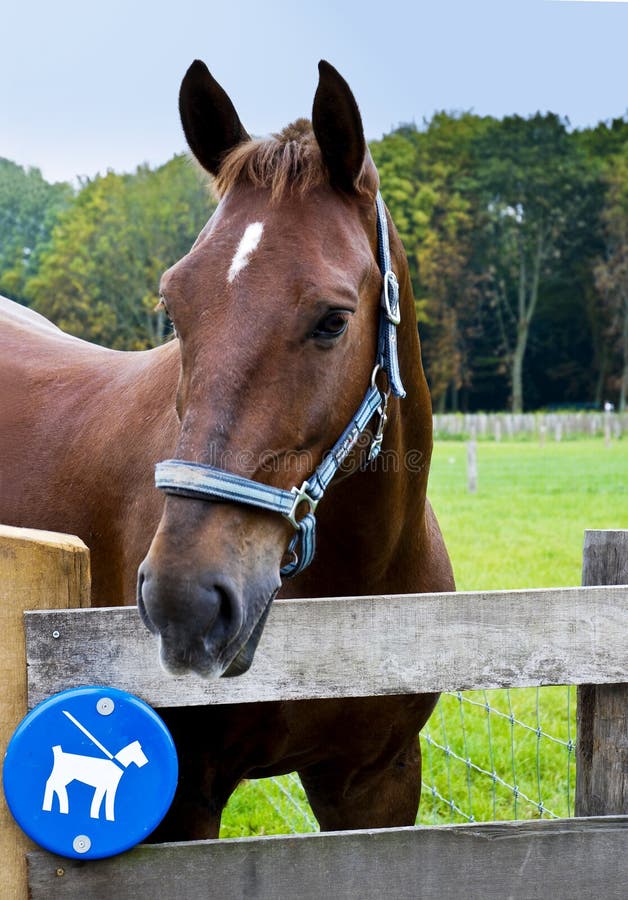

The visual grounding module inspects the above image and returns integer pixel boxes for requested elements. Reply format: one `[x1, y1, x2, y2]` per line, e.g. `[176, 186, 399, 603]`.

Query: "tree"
[594, 145, 628, 410]
[412, 114, 489, 411]
[0, 159, 73, 302]
[371, 114, 489, 410]
[474, 115, 596, 412]
[25, 156, 214, 349]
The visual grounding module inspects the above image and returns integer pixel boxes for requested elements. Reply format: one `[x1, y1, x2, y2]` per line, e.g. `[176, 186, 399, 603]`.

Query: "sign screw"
[52, 630, 60, 639]
[72, 834, 91, 854]
[96, 697, 115, 716]
[56, 868, 65, 877]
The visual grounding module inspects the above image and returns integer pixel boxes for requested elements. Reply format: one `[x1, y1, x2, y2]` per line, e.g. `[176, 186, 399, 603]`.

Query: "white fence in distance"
[433, 411, 626, 441]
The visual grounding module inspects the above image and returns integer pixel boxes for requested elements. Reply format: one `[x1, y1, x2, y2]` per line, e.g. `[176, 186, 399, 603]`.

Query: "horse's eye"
[312, 311, 350, 340]
[157, 296, 171, 321]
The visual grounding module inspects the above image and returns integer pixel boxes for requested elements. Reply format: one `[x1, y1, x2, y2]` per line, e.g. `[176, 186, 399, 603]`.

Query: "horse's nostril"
[192, 579, 245, 654]
[136, 568, 159, 635]
[214, 584, 240, 637]
[137, 561, 244, 652]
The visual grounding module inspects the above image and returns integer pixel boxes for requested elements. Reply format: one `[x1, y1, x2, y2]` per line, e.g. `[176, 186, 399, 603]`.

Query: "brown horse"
[0, 60, 454, 838]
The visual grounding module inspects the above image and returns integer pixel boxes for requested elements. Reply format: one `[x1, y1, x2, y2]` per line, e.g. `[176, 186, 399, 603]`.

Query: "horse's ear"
[312, 61, 366, 193]
[179, 60, 250, 176]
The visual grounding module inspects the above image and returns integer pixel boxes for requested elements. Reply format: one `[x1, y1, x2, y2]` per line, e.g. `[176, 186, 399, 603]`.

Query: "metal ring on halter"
[370, 362, 392, 400]
[382, 270, 401, 325]
[285, 481, 319, 530]
[367, 365, 392, 462]
[370, 363, 382, 389]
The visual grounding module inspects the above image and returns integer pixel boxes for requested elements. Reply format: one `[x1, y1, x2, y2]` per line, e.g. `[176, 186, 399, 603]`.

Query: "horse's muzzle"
[136, 562, 278, 678]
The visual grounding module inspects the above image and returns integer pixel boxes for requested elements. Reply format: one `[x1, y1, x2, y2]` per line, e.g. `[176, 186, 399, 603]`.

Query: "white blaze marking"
[228, 221, 264, 283]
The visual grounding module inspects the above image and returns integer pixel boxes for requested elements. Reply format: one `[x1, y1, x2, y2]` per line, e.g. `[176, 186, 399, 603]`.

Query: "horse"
[0, 60, 454, 839]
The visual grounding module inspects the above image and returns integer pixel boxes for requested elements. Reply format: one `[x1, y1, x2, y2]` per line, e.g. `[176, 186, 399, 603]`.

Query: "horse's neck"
[122, 340, 181, 421]
[84, 340, 182, 605]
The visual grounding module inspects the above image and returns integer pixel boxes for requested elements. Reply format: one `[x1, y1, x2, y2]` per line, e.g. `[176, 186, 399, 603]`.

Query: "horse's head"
[138, 60, 406, 677]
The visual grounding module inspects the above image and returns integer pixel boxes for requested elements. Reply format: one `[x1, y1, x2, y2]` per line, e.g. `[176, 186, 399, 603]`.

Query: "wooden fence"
[1, 526, 627, 899]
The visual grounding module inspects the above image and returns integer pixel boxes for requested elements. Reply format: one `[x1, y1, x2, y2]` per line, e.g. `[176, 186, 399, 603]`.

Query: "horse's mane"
[213, 119, 368, 200]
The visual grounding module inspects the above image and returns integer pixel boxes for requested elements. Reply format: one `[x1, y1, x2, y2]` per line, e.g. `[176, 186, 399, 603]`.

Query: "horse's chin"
[221, 597, 274, 677]
[153, 588, 277, 680]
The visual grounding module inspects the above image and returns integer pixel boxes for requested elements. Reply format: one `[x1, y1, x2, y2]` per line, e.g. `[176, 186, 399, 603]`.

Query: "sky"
[1, 0, 627, 184]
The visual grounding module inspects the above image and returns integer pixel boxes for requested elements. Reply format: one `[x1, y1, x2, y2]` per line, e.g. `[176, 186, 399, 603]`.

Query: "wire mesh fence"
[419, 686, 575, 825]
[221, 684, 576, 837]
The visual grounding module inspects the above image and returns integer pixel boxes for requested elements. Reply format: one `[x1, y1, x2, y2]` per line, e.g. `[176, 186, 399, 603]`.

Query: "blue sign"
[2, 686, 178, 859]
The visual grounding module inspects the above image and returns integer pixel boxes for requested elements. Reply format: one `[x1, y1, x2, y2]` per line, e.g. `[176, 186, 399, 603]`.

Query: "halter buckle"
[382, 270, 401, 325]
[368, 390, 390, 461]
[285, 481, 319, 530]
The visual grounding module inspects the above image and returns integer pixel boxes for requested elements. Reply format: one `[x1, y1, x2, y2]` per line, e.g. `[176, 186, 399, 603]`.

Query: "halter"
[155, 192, 405, 577]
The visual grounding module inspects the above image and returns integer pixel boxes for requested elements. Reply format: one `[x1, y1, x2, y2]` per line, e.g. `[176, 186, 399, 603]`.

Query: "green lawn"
[220, 439, 627, 836]
[430, 440, 627, 592]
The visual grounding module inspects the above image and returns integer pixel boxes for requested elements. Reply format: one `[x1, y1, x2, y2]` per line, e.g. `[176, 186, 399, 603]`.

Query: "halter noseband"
[155, 192, 404, 577]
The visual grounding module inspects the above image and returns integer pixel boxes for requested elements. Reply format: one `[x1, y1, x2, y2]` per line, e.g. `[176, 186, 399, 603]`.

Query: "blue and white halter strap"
[155, 192, 405, 577]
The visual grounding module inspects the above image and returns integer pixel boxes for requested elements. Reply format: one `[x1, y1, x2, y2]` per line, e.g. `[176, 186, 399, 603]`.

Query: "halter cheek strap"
[155, 192, 404, 577]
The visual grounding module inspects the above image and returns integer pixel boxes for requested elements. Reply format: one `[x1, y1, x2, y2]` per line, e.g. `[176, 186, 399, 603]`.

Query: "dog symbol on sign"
[41, 710, 148, 822]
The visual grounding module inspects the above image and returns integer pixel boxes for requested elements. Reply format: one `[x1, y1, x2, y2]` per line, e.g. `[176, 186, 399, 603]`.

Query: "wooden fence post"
[467, 427, 478, 494]
[0, 525, 90, 900]
[576, 529, 628, 816]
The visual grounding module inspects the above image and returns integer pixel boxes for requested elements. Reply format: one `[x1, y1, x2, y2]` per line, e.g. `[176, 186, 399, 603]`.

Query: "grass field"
[219, 439, 627, 837]
[431, 440, 626, 592]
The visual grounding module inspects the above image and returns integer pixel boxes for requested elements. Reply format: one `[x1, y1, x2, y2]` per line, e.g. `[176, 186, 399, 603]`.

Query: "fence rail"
[27, 817, 628, 900]
[26, 584, 628, 708]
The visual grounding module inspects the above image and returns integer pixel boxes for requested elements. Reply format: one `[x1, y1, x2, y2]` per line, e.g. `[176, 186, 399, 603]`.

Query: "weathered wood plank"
[577, 530, 628, 816]
[26, 584, 628, 708]
[0, 525, 90, 900]
[27, 816, 628, 900]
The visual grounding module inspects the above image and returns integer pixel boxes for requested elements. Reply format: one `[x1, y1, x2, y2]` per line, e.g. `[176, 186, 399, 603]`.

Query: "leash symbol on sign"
[41, 710, 149, 822]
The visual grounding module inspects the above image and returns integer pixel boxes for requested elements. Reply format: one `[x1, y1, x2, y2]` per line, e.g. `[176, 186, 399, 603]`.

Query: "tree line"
[1, 111, 627, 411]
